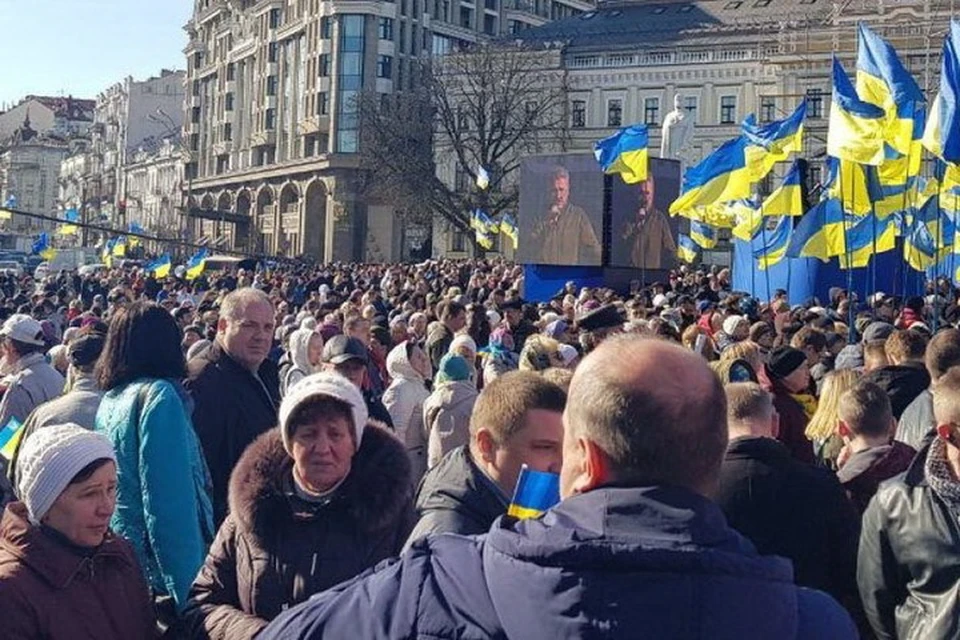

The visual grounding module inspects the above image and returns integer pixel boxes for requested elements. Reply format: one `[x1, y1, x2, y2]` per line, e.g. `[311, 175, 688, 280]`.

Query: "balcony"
[250, 130, 277, 146]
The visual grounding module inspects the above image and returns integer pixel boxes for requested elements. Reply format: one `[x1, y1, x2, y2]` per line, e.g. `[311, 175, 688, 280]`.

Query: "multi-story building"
[0, 96, 95, 142]
[182, 0, 593, 261]
[0, 116, 69, 232]
[436, 0, 957, 261]
[123, 136, 185, 248]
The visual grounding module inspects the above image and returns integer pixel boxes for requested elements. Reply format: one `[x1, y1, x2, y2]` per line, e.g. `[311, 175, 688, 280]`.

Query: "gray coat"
[896, 389, 935, 451]
[423, 380, 478, 470]
[0, 353, 64, 431]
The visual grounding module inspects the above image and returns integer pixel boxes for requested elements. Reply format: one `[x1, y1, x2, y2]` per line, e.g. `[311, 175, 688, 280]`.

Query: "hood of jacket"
[429, 379, 478, 408]
[287, 329, 317, 377]
[416, 447, 508, 532]
[478, 486, 803, 639]
[386, 342, 423, 383]
[228, 421, 412, 541]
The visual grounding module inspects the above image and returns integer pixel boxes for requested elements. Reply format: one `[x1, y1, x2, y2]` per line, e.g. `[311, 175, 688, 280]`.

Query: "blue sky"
[0, 0, 193, 106]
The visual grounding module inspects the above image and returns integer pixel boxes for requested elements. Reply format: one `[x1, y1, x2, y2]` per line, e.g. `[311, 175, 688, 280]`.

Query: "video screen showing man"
[518, 155, 603, 266]
[610, 159, 681, 270]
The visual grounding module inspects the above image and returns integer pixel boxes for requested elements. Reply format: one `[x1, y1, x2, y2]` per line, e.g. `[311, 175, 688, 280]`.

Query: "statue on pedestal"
[660, 94, 695, 166]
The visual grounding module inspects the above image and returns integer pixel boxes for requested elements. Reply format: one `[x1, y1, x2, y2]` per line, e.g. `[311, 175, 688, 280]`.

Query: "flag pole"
[843, 162, 855, 343]
[934, 181, 944, 332]
[759, 198, 772, 302]
[870, 205, 878, 300]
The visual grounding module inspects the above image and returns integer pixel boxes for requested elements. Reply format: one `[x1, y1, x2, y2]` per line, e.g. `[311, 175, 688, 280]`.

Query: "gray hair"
[220, 287, 273, 323]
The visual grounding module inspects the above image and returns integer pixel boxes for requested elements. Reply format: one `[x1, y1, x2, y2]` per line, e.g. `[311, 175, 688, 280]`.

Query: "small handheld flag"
[145, 254, 172, 279]
[499, 214, 519, 250]
[0, 417, 24, 461]
[185, 248, 210, 280]
[507, 465, 560, 520]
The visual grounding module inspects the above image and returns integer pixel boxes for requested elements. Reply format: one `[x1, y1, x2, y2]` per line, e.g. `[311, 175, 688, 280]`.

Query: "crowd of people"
[0, 258, 957, 638]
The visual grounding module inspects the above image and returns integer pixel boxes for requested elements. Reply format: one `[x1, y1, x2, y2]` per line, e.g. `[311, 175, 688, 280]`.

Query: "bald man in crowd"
[260, 336, 856, 640]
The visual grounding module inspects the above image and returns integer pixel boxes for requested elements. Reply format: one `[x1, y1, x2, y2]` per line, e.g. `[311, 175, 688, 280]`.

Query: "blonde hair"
[720, 341, 762, 375]
[519, 335, 562, 372]
[805, 369, 860, 442]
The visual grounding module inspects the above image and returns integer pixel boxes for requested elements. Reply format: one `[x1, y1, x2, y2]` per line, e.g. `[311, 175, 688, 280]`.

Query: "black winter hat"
[767, 346, 806, 379]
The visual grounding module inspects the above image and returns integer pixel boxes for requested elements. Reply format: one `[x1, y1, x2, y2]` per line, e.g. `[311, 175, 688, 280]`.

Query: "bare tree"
[358, 43, 568, 248]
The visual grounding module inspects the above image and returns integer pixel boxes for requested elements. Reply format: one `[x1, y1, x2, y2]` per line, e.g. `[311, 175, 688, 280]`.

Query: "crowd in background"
[0, 257, 958, 638]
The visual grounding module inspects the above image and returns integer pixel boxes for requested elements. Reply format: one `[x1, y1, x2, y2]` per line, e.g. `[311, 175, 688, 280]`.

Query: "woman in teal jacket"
[95, 301, 215, 615]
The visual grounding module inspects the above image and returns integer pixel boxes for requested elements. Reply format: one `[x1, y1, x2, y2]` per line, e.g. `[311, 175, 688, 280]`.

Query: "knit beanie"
[279, 372, 368, 454]
[17, 423, 117, 525]
[767, 346, 806, 380]
[722, 315, 746, 336]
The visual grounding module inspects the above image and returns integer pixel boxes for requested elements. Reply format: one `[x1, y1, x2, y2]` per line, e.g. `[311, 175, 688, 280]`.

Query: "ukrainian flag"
[838, 213, 897, 269]
[128, 222, 146, 248]
[507, 465, 560, 520]
[594, 124, 649, 184]
[728, 198, 763, 241]
[31, 233, 57, 261]
[185, 248, 209, 280]
[915, 192, 956, 252]
[753, 217, 791, 270]
[111, 237, 127, 257]
[762, 160, 805, 218]
[924, 21, 960, 163]
[690, 219, 718, 249]
[57, 224, 78, 236]
[0, 417, 24, 461]
[476, 166, 490, 190]
[786, 198, 848, 261]
[472, 209, 498, 235]
[828, 57, 887, 166]
[825, 157, 884, 216]
[669, 137, 754, 215]
[742, 101, 807, 180]
[677, 234, 699, 263]
[499, 214, 518, 249]
[903, 210, 940, 271]
[475, 228, 495, 250]
[146, 254, 172, 279]
[857, 22, 926, 156]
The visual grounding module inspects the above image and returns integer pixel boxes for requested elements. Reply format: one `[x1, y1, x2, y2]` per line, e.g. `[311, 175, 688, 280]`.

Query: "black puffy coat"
[858, 443, 960, 640]
[183, 423, 415, 640]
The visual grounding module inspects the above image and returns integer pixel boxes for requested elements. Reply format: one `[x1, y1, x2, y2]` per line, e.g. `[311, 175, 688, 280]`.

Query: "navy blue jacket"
[258, 486, 856, 639]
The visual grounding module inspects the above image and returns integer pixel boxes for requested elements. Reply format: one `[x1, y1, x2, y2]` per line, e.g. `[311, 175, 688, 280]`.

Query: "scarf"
[790, 392, 818, 420]
[925, 437, 960, 516]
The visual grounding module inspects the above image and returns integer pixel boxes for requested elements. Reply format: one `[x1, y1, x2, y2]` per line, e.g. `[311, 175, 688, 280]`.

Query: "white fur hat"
[279, 372, 368, 453]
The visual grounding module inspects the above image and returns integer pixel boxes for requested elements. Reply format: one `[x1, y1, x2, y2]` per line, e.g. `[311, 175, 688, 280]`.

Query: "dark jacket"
[404, 446, 508, 550]
[425, 323, 454, 370]
[858, 444, 960, 640]
[185, 341, 281, 526]
[895, 389, 936, 451]
[837, 441, 916, 515]
[715, 437, 861, 614]
[0, 502, 156, 639]
[863, 363, 930, 419]
[762, 371, 816, 465]
[183, 424, 415, 640]
[258, 486, 857, 640]
[511, 319, 538, 353]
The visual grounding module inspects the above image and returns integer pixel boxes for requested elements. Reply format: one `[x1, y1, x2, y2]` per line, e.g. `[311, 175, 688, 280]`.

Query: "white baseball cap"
[0, 314, 46, 346]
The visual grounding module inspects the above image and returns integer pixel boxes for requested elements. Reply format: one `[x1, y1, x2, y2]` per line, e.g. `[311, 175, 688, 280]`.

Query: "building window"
[760, 96, 776, 122]
[226, 63, 236, 81]
[607, 98, 623, 127]
[720, 95, 737, 124]
[808, 164, 822, 191]
[318, 54, 330, 76]
[318, 92, 328, 115]
[268, 42, 278, 63]
[265, 108, 276, 130]
[399, 25, 406, 51]
[193, 52, 202, 69]
[483, 14, 496, 34]
[190, 133, 200, 151]
[377, 55, 393, 79]
[320, 16, 332, 38]
[401, 0, 408, 15]
[452, 229, 466, 252]
[225, 93, 234, 111]
[683, 95, 698, 123]
[266, 75, 278, 96]
[269, 8, 281, 28]
[571, 100, 586, 128]
[191, 106, 201, 124]
[806, 88, 824, 119]
[644, 97, 660, 126]
[460, 6, 472, 28]
[337, 15, 365, 153]
[378, 17, 394, 40]
[192, 80, 201, 96]
[223, 123, 233, 141]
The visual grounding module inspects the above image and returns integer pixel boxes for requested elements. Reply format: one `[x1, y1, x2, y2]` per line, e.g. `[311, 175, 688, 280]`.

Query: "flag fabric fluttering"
[690, 219, 719, 249]
[31, 233, 56, 261]
[4, 195, 16, 209]
[128, 222, 146, 247]
[752, 216, 792, 270]
[499, 214, 519, 250]
[145, 254, 172, 279]
[923, 20, 960, 164]
[856, 22, 926, 156]
[594, 124, 649, 184]
[824, 156, 885, 216]
[0, 417, 24, 461]
[838, 213, 898, 269]
[786, 198, 848, 261]
[677, 234, 700, 263]
[506, 465, 560, 520]
[111, 237, 127, 257]
[669, 136, 755, 215]
[903, 205, 940, 271]
[476, 166, 490, 190]
[741, 101, 807, 180]
[828, 56, 887, 166]
[185, 248, 209, 280]
[762, 159, 806, 218]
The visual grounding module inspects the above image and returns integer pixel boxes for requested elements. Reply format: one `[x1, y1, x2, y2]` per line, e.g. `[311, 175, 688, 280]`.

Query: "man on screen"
[620, 176, 676, 269]
[528, 167, 602, 265]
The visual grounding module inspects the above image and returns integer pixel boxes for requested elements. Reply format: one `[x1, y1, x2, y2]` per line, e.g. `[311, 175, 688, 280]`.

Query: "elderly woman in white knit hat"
[0, 424, 156, 639]
[184, 371, 414, 639]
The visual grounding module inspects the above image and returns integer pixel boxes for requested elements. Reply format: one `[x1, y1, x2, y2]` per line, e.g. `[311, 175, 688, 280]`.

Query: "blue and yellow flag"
[0, 417, 23, 461]
[742, 101, 807, 180]
[752, 217, 791, 270]
[730, 198, 763, 242]
[499, 214, 518, 250]
[145, 254, 172, 279]
[762, 159, 805, 218]
[838, 214, 898, 269]
[476, 166, 490, 190]
[923, 20, 960, 163]
[677, 234, 699, 263]
[507, 465, 560, 520]
[128, 222, 146, 248]
[594, 124, 649, 184]
[475, 228, 495, 250]
[57, 224, 78, 236]
[185, 248, 209, 280]
[111, 236, 127, 257]
[903, 204, 941, 271]
[828, 57, 887, 166]
[669, 136, 754, 215]
[31, 233, 57, 261]
[786, 198, 848, 261]
[857, 22, 926, 156]
[824, 156, 885, 216]
[690, 219, 718, 249]
[471, 209, 498, 235]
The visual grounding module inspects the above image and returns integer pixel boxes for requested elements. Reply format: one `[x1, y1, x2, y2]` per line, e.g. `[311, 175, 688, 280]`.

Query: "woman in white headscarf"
[281, 329, 324, 397]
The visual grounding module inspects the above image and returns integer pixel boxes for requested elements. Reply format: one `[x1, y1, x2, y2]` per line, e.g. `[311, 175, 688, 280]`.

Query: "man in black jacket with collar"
[185, 287, 280, 527]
